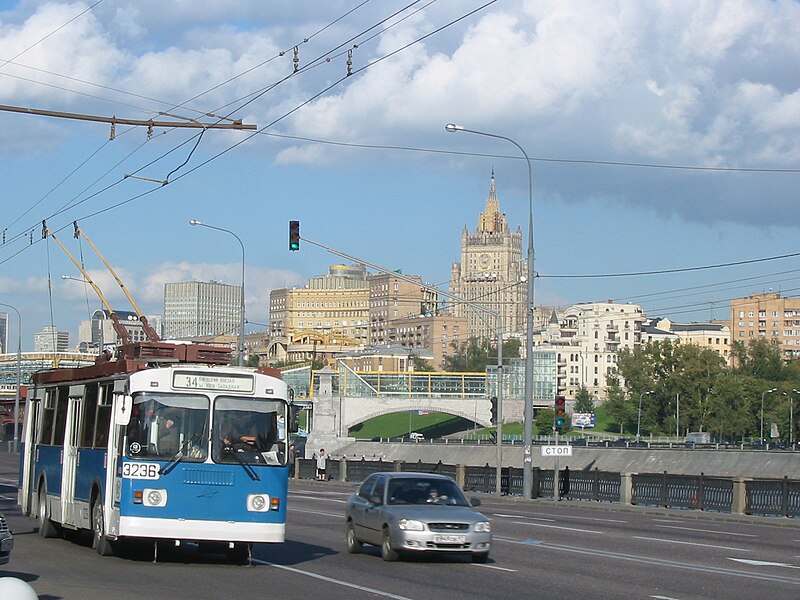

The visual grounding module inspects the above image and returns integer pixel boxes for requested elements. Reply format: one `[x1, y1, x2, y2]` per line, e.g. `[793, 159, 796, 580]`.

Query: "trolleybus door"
[19, 387, 43, 515]
[60, 385, 84, 528]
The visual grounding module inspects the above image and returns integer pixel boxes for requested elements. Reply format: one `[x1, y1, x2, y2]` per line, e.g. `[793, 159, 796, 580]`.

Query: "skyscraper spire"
[479, 170, 506, 234]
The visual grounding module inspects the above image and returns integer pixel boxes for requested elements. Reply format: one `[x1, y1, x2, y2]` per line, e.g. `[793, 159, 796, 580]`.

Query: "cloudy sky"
[0, 0, 798, 350]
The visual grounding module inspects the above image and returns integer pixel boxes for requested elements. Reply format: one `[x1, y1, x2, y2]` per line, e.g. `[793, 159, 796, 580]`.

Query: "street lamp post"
[636, 390, 654, 443]
[792, 389, 799, 447]
[0, 302, 22, 454]
[760, 387, 777, 445]
[189, 220, 246, 367]
[445, 123, 535, 498]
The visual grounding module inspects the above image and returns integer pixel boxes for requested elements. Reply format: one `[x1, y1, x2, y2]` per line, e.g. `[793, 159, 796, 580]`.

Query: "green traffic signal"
[289, 220, 300, 251]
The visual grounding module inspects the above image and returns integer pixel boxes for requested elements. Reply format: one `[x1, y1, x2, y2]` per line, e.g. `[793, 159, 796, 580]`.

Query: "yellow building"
[730, 293, 800, 360]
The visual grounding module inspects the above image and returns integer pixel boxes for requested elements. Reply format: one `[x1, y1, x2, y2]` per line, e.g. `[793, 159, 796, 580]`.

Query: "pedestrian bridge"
[281, 364, 538, 433]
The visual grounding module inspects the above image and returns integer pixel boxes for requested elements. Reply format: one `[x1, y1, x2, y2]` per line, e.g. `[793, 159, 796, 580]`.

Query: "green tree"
[733, 338, 785, 381]
[411, 354, 434, 372]
[603, 375, 633, 434]
[573, 386, 595, 413]
[535, 407, 555, 435]
[442, 337, 491, 372]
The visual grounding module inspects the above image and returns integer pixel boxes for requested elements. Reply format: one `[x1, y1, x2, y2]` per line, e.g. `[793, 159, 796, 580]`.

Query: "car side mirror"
[470, 498, 481, 507]
[369, 495, 382, 505]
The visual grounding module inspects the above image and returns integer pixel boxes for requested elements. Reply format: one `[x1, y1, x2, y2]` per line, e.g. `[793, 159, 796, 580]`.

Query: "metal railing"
[294, 457, 800, 519]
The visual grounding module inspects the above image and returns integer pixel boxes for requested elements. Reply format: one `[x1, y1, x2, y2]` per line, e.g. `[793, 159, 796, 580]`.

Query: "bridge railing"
[293, 458, 800, 519]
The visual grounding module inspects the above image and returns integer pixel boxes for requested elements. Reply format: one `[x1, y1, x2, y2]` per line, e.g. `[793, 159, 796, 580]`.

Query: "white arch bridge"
[281, 365, 542, 450]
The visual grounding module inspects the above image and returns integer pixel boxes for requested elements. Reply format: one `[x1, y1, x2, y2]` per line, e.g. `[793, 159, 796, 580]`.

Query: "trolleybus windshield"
[213, 397, 285, 466]
[125, 393, 209, 461]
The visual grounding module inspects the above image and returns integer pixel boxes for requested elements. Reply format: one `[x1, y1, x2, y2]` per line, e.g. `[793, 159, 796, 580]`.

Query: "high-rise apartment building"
[0, 313, 7, 354]
[730, 293, 800, 360]
[163, 281, 241, 339]
[449, 173, 526, 340]
[34, 325, 70, 353]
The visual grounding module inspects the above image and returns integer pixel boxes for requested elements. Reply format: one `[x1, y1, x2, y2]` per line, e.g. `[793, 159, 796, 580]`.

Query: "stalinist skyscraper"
[449, 172, 525, 340]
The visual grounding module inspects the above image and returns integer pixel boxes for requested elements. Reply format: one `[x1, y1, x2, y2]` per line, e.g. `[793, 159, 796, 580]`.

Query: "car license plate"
[433, 534, 465, 544]
[1, 538, 13, 551]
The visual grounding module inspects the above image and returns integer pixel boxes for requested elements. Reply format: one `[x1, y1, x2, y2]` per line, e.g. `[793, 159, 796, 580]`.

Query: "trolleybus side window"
[80, 383, 98, 448]
[53, 386, 69, 446]
[94, 383, 112, 449]
[125, 393, 209, 461]
[39, 389, 57, 445]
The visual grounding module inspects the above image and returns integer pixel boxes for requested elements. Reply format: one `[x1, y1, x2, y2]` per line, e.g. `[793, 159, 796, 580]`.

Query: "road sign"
[541, 445, 573, 457]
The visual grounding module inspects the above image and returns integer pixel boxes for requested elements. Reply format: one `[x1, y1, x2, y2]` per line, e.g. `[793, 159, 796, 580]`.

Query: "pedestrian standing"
[316, 448, 327, 481]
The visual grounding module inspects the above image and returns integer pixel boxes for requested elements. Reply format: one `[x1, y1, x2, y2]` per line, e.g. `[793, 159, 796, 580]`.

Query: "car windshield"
[387, 478, 470, 506]
[125, 393, 209, 461]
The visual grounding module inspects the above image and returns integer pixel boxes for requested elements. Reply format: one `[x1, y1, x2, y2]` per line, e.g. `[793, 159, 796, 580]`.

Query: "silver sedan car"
[345, 472, 491, 562]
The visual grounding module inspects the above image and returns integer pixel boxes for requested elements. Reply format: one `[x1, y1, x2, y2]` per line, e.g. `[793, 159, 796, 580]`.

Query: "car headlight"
[474, 521, 491, 533]
[398, 519, 425, 531]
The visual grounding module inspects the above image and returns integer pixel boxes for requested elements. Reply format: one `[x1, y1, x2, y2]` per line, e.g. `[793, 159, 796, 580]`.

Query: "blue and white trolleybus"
[19, 342, 295, 561]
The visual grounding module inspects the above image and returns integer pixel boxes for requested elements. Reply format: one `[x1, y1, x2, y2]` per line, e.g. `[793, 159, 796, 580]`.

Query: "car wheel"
[471, 552, 490, 564]
[38, 484, 59, 538]
[381, 527, 399, 562]
[346, 522, 362, 554]
[92, 498, 116, 557]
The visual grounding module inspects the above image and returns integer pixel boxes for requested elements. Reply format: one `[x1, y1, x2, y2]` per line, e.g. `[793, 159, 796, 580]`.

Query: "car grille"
[428, 522, 469, 532]
[0, 515, 8, 533]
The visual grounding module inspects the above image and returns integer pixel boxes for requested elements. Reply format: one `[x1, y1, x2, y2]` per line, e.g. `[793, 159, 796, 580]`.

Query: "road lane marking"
[634, 536, 750, 552]
[494, 513, 556, 522]
[655, 524, 757, 537]
[512, 521, 602, 534]
[472, 563, 517, 572]
[289, 507, 343, 519]
[494, 538, 800, 585]
[290, 493, 347, 503]
[254, 559, 413, 600]
[651, 596, 682, 599]
[729, 558, 800, 569]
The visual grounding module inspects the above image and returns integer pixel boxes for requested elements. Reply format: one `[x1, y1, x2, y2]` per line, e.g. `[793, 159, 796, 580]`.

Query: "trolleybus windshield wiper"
[221, 440, 260, 481]
[160, 432, 204, 476]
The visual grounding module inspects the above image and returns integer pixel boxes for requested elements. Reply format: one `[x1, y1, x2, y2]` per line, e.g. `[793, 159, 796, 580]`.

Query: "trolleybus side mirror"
[114, 394, 134, 426]
[288, 404, 300, 434]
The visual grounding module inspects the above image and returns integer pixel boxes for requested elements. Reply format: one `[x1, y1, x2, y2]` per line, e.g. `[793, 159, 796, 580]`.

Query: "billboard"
[571, 412, 595, 428]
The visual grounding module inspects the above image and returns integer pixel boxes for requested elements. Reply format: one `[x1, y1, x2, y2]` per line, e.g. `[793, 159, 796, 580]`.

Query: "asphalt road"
[2, 452, 800, 600]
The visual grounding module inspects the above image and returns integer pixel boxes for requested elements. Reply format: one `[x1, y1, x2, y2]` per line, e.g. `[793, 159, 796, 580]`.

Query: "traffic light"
[490, 396, 498, 425]
[289, 220, 300, 251]
[554, 396, 566, 432]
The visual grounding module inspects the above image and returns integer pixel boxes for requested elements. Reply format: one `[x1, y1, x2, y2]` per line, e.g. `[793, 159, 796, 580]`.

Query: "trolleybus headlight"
[248, 493, 270, 512]
[143, 488, 168, 507]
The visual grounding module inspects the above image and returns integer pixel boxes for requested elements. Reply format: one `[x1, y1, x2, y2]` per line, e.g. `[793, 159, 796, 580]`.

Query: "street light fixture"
[636, 390, 654, 443]
[760, 387, 778, 446]
[188, 219, 246, 367]
[445, 123, 536, 499]
[0, 302, 22, 454]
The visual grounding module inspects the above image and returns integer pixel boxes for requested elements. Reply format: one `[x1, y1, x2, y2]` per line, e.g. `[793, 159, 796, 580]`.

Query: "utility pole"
[0, 103, 256, 137]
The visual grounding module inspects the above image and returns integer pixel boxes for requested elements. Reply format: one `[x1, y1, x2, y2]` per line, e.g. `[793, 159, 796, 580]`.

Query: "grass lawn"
[350, 405, 621, 440]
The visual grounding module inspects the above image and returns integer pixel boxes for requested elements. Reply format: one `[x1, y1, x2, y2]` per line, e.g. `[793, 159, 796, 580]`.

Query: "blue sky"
[0, 0, 799, 350]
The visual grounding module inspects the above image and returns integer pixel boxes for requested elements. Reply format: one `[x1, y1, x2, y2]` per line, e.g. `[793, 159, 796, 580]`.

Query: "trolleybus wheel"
[92, 498, 116, 557]
[38, 484, 60, 538]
